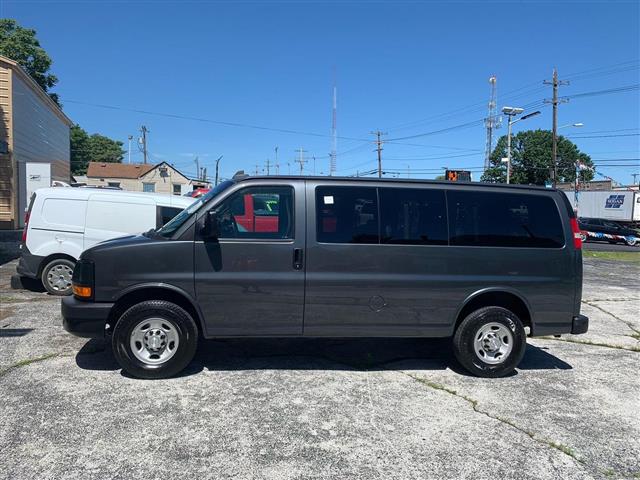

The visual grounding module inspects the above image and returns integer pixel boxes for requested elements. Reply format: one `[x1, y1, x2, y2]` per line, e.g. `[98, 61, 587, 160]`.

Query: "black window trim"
[312, 185, 566, 250]
[314, 185, 451, 247]
[446, 189, 567, 250]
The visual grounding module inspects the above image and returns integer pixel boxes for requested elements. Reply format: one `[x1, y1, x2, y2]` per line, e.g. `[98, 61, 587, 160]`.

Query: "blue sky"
[3, 0, 639, 183]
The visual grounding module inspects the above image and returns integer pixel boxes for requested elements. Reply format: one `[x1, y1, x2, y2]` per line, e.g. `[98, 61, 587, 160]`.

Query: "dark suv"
[62, 175, 588, 379]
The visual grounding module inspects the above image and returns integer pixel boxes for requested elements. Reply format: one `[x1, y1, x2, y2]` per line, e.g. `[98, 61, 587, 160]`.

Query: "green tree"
[482, 129, 594, 185]
[71, 125, 125, 175]
[0, 19, 59, 104]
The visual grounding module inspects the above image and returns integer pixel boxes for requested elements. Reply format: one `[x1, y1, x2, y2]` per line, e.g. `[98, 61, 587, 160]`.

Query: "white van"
[17, 187, 194, 295]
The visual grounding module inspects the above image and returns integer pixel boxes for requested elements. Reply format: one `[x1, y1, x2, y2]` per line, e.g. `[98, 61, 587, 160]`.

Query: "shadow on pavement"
[75, 338, 572, 379]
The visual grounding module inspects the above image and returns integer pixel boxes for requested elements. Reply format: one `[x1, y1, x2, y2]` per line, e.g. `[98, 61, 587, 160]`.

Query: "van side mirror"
[201, 211, 220, 239]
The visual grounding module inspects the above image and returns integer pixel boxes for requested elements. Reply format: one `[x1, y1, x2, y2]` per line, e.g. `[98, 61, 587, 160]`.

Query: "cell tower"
[484, 76, 500, 171]
[329, 79, 337, 175]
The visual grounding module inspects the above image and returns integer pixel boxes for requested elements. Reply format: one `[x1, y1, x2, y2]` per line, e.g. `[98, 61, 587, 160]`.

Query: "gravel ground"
[0, 256, 638, 480]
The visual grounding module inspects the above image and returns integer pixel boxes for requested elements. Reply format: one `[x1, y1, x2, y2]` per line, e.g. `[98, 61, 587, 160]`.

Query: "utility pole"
[295, 148, 307, 175]
[127, 135, 133, 164]
[274, 147, 279, 175]
[632, 173, 639, 186]
[214, 155, 223, 186]
[194, 156, 200, 180]
[544, 69, 569, 187]
[484, 76, 500, 172]
[254, 164, 261, 176]
[407, 164, 410, 179]
[370, 131, 387, 178]
[265, 159, 271, 176]
[139, 126, 149, 164]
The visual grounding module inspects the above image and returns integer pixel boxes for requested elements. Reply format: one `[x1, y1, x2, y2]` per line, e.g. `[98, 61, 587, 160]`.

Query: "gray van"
[62, 175, 588, 379]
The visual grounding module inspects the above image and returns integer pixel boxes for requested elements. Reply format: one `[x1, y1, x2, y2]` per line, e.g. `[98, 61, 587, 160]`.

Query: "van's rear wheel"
[453, 306, 526, 378]
[41, 258, 75, 296]
[112, 300, 198, 379]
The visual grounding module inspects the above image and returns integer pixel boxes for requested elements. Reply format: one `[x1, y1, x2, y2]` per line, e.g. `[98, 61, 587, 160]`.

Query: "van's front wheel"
[112, 300, 198, 379]
[453, 307, 526, 378]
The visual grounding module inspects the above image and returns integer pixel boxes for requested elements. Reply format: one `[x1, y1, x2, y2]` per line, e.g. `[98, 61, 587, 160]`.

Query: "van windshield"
[156, 180, 235, 238]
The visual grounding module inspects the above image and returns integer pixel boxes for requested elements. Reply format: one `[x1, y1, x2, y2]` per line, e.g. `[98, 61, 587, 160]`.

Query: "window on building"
[172, 183, 182, 195]
[143, 182, 155, 193]
[316, 186, 379, 244]
[107, 182, 121, 188]
[213, 186, 293, 239]
[448, 190, 565, 248]
[379, 188, 447, 245]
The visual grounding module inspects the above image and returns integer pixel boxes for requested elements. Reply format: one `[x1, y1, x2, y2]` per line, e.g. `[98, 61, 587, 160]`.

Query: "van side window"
[448, 191, 564, 248]
[379, 188, 447, 245]
[157, 206, 183, 228]
[216, 186, 294, 239]
[316, 187, 379, 244]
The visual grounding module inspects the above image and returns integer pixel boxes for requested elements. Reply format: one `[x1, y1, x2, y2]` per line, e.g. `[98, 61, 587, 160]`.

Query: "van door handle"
[292, 248, 304, 270]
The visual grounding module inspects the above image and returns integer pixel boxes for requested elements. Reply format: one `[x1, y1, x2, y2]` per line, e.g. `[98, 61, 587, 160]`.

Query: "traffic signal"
[445, 170, 471, 182]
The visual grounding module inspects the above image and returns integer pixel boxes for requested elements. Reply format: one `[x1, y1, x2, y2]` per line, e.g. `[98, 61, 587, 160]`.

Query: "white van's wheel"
[41, 258, 75, 296]
[453, 307, 526, 378]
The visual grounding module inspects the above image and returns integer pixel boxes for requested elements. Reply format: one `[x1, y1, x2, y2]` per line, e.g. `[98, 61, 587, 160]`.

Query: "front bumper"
[16, 246, 43, 279]
[62, 296, 114, 338]
[571, 314, 589, 335]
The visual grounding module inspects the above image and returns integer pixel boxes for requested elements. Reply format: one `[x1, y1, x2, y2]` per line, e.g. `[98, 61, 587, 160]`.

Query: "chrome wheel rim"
[130, 318, 180, 365]
[473, 322, 513, 365]
[46, 264, 73, 292]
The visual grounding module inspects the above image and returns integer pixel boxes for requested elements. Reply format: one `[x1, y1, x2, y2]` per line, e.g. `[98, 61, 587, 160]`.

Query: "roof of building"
[86, 162, 155, 179]
[0, 55, 73, 126]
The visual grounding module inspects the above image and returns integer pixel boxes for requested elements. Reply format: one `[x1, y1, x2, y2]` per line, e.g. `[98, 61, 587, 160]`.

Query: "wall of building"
[0, 65, 13, 227]
[12, 73, 71, 225]
[86, 165, 191, 195]
[139, 166, 190, 195]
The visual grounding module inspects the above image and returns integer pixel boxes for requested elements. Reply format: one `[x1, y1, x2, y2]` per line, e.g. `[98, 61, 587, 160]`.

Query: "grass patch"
[404, 373, 584, 465]
[0, 296, 26, 304]
[543, 336, 640, 352]
[0, 353, 59, 378]
[583, 251, 640, 263]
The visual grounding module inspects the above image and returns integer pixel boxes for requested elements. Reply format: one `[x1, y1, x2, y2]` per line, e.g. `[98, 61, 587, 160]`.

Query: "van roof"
[233, 175, 557, 192]
[32, 187, 195, 207]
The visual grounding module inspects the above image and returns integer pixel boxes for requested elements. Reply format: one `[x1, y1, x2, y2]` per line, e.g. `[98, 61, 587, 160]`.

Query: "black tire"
[112, 300, 198, 379]
[453, 306, 526, 378]
[624, 237, 637, 247]
[41, 258, 75, 296]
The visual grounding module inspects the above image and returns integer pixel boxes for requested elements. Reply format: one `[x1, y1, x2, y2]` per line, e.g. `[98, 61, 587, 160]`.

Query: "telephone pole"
[370, 131, 387, 178]
[274, 146, 279, 175]
[295, 148, 307, 175]
[214, 155, 223, 186]
[544, 69, 569, 187]
[254, 164, 261, 176]
[139, 126, 149, 164]
[265, 158, 271, 175]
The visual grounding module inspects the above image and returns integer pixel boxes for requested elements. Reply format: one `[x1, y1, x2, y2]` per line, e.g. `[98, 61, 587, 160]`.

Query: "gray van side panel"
[91, 238, 196, 305]
[303, 180, 577, 337]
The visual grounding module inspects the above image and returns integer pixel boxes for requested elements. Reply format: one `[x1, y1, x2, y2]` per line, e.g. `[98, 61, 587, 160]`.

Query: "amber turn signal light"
[72, 285, 92, 298]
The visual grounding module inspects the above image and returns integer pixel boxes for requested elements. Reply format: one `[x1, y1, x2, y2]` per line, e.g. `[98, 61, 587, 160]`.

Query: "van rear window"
[448, 191, 565, 248]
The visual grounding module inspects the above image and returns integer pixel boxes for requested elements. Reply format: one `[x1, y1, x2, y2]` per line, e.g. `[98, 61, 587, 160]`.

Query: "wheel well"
[38, 253, 77, 277]
[455, 291, 532, 333]
[107, 287, 203, 336]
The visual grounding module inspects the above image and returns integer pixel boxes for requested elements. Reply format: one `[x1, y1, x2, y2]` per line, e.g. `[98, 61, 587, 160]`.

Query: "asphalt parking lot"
[1, 256, 638, 480]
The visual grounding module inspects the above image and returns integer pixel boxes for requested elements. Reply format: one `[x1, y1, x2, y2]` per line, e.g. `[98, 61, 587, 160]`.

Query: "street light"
[500, 107, 541, 184]
[559, 122, 584, 129]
